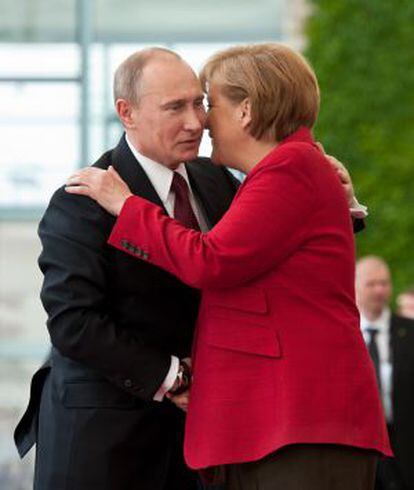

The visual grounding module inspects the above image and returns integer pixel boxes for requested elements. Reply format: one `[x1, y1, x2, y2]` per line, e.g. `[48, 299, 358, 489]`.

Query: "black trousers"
[374, 425, 408, 490]
[224, 445, 378, 490]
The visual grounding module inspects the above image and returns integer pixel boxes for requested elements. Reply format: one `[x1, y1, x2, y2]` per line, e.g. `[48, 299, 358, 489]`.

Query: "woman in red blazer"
[67, 44, 391, 489]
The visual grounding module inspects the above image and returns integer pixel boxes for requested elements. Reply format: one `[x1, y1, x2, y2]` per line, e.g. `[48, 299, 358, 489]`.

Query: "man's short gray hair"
[113, 47, 182, 106]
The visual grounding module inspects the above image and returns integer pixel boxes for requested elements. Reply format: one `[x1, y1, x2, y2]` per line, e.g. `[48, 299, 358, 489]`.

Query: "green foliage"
[305, 0, 414, 295]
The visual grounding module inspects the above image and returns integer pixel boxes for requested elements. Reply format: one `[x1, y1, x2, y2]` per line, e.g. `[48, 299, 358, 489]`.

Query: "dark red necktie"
[171, 172, 200, 230]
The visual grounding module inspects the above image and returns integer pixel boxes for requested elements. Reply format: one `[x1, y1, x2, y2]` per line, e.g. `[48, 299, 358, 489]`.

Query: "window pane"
[0, 82, 79, 209]
[0, 44, 79, 78]
[1, 0, 76, 43]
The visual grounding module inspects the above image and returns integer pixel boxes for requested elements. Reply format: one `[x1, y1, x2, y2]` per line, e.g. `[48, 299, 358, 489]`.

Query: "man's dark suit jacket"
[388, 314, 414, 489]
[14, 135, 239, 490]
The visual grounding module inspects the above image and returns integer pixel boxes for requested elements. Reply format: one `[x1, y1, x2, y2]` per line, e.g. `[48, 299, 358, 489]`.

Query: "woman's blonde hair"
[200, 43, 320, 141]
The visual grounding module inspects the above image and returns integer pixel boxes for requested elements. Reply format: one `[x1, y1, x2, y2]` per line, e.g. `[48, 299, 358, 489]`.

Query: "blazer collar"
[235, 126, 317, 197]
[278, 126, 315, 147]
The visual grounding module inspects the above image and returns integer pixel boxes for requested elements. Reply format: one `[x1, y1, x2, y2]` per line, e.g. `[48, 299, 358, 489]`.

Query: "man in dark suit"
[14, 47, 239, 490]
[356, 255, 414, 490]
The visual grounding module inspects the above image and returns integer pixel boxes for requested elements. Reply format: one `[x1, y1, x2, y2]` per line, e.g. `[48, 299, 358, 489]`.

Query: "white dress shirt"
[126, 136, 207, 401]
[360, 308, 393, 421]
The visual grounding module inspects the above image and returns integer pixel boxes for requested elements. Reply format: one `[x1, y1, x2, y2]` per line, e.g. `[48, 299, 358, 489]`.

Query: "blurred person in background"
[66, 43, 389, 490]
[396, 287, 414, 320]
[356, 256, 414, 490]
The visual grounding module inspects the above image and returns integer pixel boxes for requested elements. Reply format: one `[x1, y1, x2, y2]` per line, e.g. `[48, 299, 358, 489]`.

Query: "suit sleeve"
[38, 188, 170, 400]
[353, 218, 365, 233]
[108, 151, 317, 289]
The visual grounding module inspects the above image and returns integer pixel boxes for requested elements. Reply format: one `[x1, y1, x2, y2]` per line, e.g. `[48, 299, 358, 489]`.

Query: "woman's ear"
[239, 98, 252, 130]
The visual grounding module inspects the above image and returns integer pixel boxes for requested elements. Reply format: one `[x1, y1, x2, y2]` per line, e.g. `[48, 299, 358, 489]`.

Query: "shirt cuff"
[350, 196, 368, 219]
[153, 356, 179, 402]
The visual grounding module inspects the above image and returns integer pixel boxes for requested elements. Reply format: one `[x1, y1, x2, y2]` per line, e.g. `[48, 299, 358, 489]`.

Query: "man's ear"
[116, 99, 136, 129]
[239, 98, 252, 130]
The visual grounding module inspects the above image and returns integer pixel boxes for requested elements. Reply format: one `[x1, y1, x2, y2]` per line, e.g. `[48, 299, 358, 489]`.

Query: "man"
[14, 47, 239, 490]
[356, 256, 414, 490]
[14, 47, 364, 490]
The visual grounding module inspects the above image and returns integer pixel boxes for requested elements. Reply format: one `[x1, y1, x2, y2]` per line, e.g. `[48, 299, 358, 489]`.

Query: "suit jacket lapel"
[111, 135, 167, 213]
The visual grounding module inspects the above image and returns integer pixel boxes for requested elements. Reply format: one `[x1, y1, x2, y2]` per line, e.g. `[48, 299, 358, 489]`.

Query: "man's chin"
[178, 147, 201, 162]
[181, 148, 198, 162]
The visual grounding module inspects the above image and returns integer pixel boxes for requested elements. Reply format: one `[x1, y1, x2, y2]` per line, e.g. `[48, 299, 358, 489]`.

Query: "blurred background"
[0, 0, 413, 487]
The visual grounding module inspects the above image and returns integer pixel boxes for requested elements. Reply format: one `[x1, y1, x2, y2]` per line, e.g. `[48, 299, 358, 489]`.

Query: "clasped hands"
[166, 357, 192, 413]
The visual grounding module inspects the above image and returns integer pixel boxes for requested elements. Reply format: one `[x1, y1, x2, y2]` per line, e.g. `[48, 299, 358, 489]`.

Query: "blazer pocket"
[205, 317, 281, 358]
[62, 380, 137, 409]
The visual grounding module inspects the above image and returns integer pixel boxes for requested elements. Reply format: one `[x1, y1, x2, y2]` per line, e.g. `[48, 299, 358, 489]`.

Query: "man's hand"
[166, 357, 191, 412]
[316, 143, 355, 207]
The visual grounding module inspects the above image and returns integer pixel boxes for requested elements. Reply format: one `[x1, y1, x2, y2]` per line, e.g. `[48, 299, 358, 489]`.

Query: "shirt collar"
[360, 307, 391, 334]
[125, 135, 191, 205]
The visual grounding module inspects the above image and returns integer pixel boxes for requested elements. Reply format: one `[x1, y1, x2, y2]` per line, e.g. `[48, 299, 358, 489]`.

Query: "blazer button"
[124, 379, 133, 388]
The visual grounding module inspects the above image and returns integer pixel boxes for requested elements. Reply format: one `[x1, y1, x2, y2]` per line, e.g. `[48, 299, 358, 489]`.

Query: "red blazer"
[108, 127, 392, 469]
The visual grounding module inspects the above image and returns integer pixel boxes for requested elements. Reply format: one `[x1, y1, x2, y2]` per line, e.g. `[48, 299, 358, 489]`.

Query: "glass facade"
[0, 0, 284, 216]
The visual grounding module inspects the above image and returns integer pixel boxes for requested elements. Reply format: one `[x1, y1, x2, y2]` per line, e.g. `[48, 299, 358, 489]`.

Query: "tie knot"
[171, 171, 189, 195]
[366, 327, 379, 339]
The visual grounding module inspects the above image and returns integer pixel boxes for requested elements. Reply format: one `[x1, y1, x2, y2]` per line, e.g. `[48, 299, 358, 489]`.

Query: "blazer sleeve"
[38, 188, 170, 400]
[108, 150, 318, 289]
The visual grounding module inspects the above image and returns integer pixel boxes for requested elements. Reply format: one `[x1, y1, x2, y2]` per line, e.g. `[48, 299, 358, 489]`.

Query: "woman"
[66, 44, 391, 489]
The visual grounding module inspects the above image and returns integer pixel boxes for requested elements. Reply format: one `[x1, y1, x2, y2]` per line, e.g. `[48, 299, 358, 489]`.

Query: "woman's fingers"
[65, 185, 93, 197]
[66, 175, 88, 186]
[66, 168, 107, 192]
[315, 141, 325, 153]
[66, 167, 106, 185]
[64, 165, 131, 216]
[336, 169, 350, 184]
[108, 165, 122, 180]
